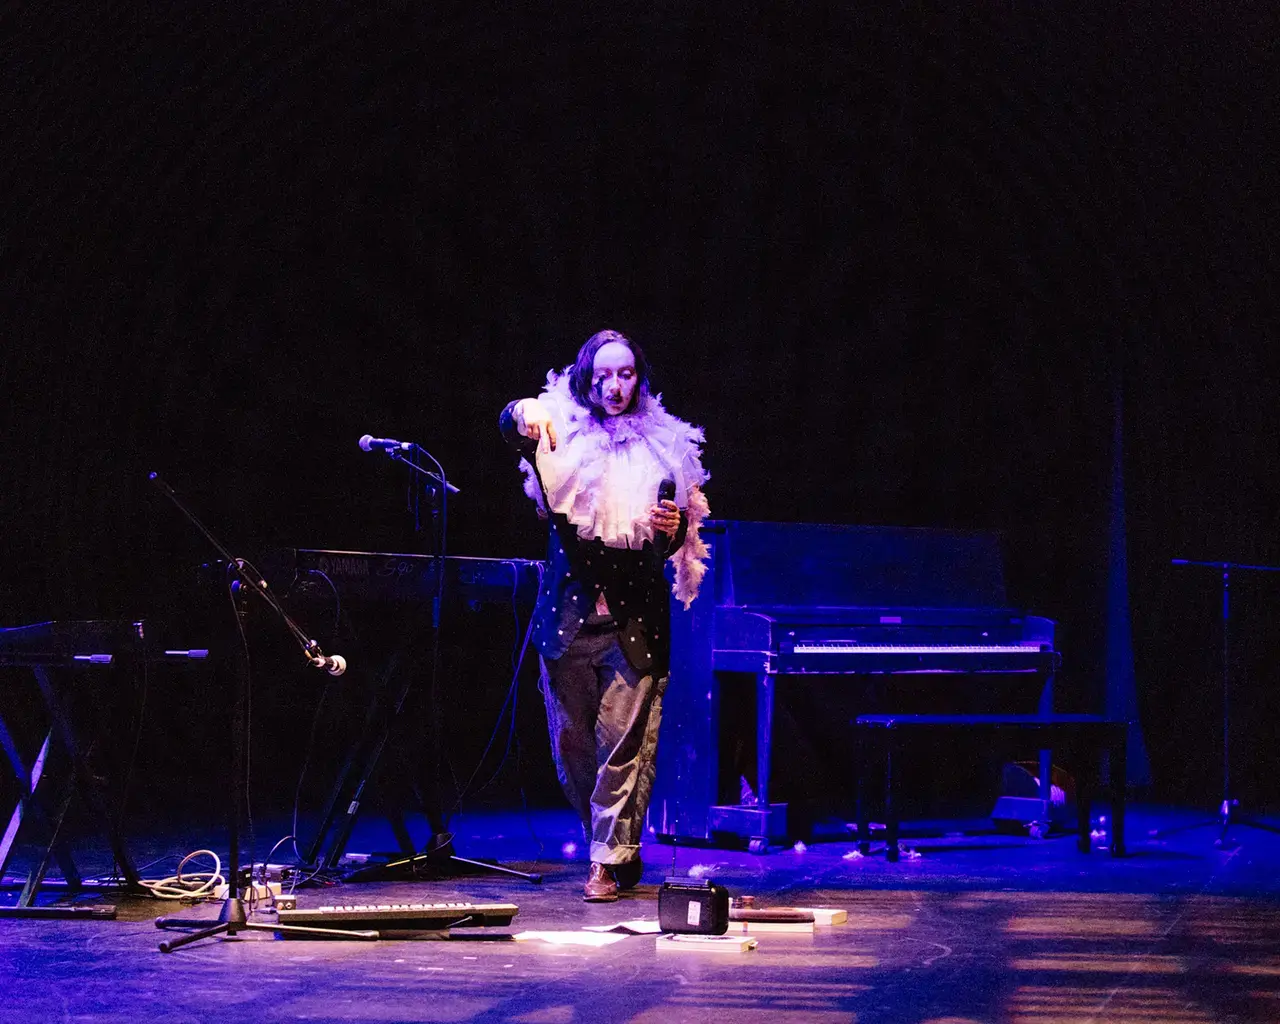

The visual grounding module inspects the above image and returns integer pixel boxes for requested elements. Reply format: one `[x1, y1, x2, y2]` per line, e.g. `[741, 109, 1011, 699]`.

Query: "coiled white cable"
[138, 849, 225, 900]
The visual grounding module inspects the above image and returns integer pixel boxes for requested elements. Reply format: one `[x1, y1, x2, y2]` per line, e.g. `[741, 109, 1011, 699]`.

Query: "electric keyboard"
[266, 549, 541, 606]
[0, 619, 208, 668]
[275, 901, 519, 931]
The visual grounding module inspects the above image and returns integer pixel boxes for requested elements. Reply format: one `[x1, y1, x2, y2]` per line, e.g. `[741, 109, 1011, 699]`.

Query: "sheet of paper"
[512, 930, 630, 946]
[655, 934, 757, 953]
[582, 919, 663, 934]
[793, 906, 848, 926]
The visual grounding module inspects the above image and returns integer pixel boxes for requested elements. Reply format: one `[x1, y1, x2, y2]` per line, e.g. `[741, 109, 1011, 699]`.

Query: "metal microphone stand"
[385, 444, 459, 499]
[1157, 558, 1280, 846]
[148, 474, 369, 951]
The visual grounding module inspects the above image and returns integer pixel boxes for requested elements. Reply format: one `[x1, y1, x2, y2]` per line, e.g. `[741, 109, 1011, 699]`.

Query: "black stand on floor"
[299, 626, 541, 885]
[321, 441, 540, 885]
[302, 692, 543, 884]
[148, 474, 372, 951]
[1157, 558, 1280, 846]
[0, 660, 139, 914]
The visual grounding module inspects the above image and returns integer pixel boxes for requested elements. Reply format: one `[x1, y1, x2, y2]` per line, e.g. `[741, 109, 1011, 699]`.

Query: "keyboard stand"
[0, 661, 142, 913]
[303, 658, 543, 885]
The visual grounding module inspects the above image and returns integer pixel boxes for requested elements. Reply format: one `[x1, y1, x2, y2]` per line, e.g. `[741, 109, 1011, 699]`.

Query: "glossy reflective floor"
[3, 805, 1280, 1023]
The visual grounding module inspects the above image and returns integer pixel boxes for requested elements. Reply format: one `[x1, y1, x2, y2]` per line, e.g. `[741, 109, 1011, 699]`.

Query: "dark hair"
[569, 329, 651, 415]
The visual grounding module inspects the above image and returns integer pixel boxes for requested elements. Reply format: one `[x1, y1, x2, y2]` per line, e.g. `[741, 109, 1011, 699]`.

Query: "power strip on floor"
[213, 881, 282, 902]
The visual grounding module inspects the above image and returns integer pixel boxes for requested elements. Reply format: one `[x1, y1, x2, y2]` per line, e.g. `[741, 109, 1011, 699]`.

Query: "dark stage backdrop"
[4, 4, 1278, 815]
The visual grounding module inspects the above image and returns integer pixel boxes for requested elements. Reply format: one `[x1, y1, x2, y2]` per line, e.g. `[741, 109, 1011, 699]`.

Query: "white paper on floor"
[582, 919, 663, 934]
[512, 930, 631, 946]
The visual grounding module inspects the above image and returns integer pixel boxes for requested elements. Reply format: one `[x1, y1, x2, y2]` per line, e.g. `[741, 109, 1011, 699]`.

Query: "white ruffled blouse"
[519, 369, 709, 549]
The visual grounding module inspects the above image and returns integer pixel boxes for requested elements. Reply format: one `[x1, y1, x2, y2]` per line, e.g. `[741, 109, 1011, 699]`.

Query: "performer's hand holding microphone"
[651, 478, 678, 561]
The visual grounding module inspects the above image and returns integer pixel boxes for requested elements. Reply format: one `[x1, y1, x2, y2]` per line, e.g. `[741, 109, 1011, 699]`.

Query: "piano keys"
[715, 605, 1057, 675]
[777, 641, 1056, 675]
[649, 520, 1059, 848]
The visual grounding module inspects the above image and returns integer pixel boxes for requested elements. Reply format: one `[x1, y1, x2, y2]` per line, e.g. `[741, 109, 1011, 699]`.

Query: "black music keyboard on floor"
[274, 901, 518, 931]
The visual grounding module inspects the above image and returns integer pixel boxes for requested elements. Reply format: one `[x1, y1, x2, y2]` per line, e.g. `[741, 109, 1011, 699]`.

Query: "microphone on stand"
[359, 435, 461, 493]
[359, 434, 412, 452]
[653, 478, 677, 562]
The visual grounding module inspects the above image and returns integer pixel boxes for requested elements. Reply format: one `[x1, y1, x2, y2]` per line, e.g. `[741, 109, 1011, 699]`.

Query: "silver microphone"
[359, 434, 411, 451]
[359, 435, 461, 493]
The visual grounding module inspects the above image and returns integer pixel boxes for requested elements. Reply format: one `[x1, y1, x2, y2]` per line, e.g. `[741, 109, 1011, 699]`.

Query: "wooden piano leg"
[1110, 728, 1127, 857]
[856, 726, 871, 857]
[1037, 669, 1055, 828]
[744, 671, 776, 854]
[1076, 733, 1094, 854]
[755, 671, 773, 810]
[885, 727, 900, 863]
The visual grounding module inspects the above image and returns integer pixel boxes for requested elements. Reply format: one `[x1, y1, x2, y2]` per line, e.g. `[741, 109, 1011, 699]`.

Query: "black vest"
[500, 401, 687, 673]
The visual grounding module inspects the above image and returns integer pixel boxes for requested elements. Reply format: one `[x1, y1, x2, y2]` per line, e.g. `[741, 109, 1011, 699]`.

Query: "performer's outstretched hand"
[514, 398, 557, 453]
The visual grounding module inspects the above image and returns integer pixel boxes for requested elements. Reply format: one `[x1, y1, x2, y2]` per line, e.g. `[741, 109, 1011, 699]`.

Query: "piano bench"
[852, 714, 1127, 863]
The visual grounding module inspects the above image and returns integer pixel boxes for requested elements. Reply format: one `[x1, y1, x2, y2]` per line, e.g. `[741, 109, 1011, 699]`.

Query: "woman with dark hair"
[500, 329, 710, 901]
[566, 329, 652, 414]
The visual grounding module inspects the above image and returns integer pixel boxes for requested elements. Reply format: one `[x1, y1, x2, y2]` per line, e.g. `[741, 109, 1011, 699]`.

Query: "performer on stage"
[500, 329, 710, 901]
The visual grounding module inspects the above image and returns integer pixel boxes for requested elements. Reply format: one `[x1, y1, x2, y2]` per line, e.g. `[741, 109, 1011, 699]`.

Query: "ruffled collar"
[517, 367, 711, 607]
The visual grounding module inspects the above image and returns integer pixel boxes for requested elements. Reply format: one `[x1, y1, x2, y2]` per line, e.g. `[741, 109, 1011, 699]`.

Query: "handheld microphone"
[359, 434, 412, 452]
[653, 478, 677, 561]
[310, 652, 347, 677]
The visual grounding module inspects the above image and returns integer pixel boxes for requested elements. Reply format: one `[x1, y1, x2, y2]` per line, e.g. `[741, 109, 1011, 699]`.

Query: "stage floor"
[4, 804, 1280, 1023]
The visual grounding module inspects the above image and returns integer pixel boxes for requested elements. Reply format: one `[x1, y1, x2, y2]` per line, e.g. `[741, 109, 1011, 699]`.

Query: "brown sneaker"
[583, 862, 619, 902]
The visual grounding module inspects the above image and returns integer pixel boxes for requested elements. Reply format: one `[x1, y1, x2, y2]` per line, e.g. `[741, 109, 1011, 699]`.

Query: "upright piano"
[649, 521, 1058, 847]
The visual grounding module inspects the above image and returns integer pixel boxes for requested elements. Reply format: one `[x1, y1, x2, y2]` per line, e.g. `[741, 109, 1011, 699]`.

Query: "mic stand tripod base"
[1154, 799, 1280, 847]
[340, 845, 543, 885]
[156, 896, 380, 952]
[396, 830, 543, 883]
